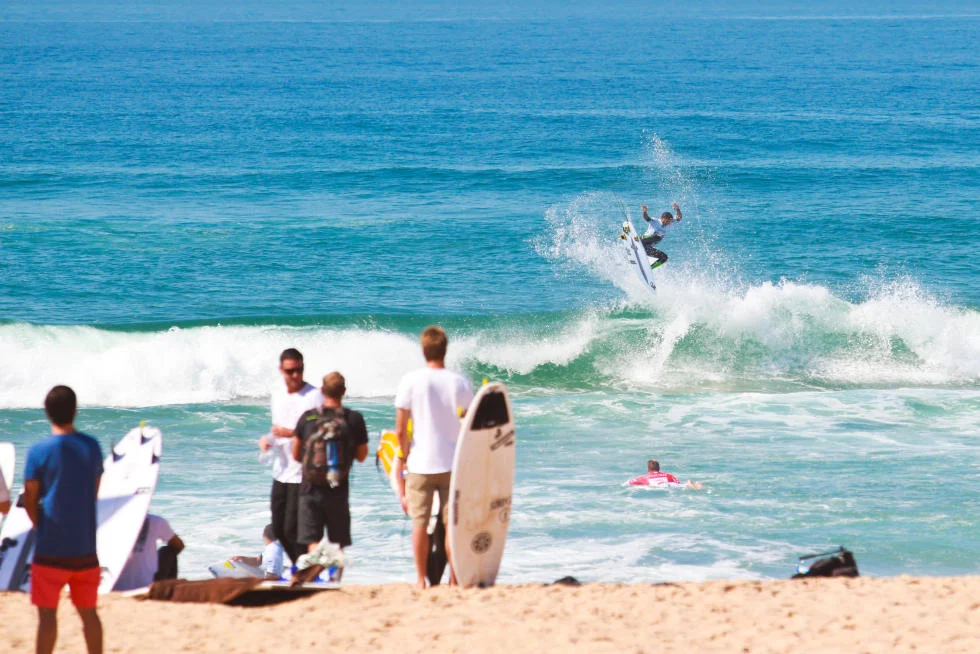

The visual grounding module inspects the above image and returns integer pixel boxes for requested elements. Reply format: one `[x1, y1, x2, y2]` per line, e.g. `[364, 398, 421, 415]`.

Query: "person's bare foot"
[415, 578, 427, 591]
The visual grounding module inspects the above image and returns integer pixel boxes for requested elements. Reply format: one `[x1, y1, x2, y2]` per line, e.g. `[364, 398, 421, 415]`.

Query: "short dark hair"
[280, 348, 303, 364]
[647, 459, 660, 472]
[263, 524, 276, 541]
[321, 371, 346, 400]
[660, 212, 673, 222]
[421, 326, 448, 362]
[45, 385, 77, 427]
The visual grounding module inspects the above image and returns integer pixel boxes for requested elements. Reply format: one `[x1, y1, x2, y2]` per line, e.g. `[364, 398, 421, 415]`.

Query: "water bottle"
[326, 437, 342, 488]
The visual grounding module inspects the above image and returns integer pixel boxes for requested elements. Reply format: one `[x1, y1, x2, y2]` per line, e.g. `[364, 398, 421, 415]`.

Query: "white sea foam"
[1, 274, 977, 409]
[0, 323, 420, 409]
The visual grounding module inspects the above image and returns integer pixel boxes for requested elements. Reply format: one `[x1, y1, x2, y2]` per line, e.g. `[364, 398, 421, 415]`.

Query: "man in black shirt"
[292, 372, 368, 553]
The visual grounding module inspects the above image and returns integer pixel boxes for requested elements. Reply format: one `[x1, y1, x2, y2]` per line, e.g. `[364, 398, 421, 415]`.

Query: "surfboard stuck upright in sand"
[448, 382, 516, 588]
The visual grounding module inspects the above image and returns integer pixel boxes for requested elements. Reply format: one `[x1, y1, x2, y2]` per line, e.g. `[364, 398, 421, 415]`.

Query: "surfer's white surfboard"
[96, 426, 162, 594]
[448, 382, 515, 588]
[0, 442, 13, 501]
[208, 558, 266, 579]
[620, 219, 657, 291]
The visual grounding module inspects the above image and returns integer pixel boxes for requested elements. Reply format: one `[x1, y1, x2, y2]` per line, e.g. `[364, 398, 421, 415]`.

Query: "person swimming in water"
[628, 459, 702, 489]
[640, 202, 682, 269]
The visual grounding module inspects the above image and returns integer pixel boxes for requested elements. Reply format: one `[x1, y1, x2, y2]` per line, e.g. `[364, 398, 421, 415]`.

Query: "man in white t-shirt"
[113, 514, 184, 591]
[394, 326, 474, 590]
[258, 348, 323, 565]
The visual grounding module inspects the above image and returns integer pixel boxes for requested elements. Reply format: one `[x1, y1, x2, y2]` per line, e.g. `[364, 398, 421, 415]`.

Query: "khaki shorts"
[405, 471, 451, 529]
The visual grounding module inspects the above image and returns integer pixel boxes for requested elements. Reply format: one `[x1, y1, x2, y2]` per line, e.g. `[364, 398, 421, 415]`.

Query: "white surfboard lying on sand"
[620, 219, 657, 291]
[448, 382, 516, 588]
[209, 558, 266, 579]
[96, 426, 162, 594]
[0, 442, 36, 592]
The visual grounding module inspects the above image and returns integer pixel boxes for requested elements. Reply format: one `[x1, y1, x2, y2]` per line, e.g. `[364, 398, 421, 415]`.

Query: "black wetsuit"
[640, 231, 668, 268]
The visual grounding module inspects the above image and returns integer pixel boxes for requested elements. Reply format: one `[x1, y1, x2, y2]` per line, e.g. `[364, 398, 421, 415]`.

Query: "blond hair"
[321, 371, 347, 400]
[421, 326, 448, 362]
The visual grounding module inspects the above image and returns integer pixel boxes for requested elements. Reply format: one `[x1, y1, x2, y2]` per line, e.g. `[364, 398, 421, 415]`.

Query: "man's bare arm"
[394, 408, 411, 514]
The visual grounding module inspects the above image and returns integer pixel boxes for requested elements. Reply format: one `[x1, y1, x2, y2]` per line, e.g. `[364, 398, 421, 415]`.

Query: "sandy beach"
[1, 575, 976, 653]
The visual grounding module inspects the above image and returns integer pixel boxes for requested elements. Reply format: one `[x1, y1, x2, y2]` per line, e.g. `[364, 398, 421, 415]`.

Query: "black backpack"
[792, 547, 859, 579]
[302, 408, 349, 488]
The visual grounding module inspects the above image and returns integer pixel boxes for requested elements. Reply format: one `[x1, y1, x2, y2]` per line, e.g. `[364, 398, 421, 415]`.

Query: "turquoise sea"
[1, 1, 977, 584]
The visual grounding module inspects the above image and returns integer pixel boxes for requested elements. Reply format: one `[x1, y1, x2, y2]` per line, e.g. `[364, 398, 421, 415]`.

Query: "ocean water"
[1, 1, 977, 584]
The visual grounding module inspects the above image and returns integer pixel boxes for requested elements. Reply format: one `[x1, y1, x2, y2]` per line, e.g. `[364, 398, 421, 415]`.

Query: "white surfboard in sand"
[0, 503, 34, 591]
[448, 382, 516, 588]
[0, 442, 35, 592]
[96, 426, 162, 594]
[0, 442, 13, 500]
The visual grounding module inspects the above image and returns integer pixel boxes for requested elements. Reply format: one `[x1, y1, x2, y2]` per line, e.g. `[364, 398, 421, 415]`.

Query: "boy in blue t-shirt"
[23, 385, 104, 654]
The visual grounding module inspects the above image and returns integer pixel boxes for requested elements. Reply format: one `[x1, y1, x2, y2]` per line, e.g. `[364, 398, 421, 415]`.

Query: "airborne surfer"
[640, 202, 682, 269]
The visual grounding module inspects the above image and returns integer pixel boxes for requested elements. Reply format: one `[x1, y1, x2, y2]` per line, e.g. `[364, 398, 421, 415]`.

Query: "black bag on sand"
[792, 546, 859, 578]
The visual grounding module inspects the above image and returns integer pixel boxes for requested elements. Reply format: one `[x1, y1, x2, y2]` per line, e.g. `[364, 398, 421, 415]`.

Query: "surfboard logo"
[489, 497, 511, 511]
[490, 496, 512, 523]
[471, 531, 492, 554]
[490, 428, 515, 452]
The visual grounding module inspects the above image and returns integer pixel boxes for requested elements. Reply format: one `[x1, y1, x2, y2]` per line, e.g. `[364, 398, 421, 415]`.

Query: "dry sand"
[1, 576, 977, 653]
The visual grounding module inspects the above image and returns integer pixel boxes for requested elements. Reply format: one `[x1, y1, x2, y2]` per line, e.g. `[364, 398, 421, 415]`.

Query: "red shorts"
[30, 564, 100, 609]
